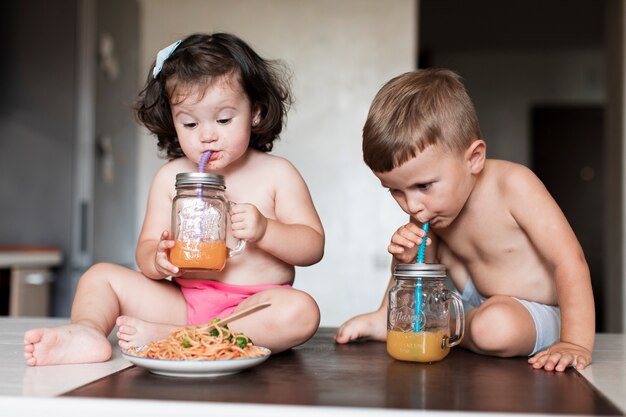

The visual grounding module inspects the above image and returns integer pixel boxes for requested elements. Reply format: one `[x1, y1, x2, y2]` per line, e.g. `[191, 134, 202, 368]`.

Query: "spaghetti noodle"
[126, 321, 268, 361]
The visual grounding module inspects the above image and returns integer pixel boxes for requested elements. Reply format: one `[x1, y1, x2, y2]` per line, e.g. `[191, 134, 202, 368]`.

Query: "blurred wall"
[0, 0, 78, 314]
[136, 0, 416, 326]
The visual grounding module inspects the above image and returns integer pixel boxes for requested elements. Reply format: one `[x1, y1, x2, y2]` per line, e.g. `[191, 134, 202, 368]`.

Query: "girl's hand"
[155, 230, 181, 277]
[388, 222, 430, 264]
[528, 341, 592, 372]
[230, 203, 268, 242]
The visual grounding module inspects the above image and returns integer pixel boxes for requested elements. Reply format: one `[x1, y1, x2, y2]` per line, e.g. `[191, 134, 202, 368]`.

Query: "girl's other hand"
[155, 230, 181, 277]
[388, 222, 430, 264]
[230, 203, 268, 242]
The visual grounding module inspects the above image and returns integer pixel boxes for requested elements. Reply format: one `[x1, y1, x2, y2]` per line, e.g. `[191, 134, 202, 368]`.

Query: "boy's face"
[375, 144, 477, 229]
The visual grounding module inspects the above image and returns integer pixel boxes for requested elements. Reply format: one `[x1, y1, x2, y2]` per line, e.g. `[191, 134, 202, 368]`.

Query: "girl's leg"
[461, 295, 536, 357]
[23, 262, 187, 366]
[226, 288, 320, 353]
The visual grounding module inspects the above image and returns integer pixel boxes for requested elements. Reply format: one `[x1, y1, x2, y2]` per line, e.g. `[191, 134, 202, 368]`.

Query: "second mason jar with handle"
[387, 263, 465, 363]
[170, 172, 245, 272]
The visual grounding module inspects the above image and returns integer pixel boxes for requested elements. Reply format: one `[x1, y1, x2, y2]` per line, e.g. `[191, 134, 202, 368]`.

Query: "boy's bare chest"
[440, 205, 524, 264]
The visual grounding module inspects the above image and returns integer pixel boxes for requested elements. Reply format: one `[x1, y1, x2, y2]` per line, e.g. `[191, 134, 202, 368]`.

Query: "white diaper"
[461, 278, 560, 356]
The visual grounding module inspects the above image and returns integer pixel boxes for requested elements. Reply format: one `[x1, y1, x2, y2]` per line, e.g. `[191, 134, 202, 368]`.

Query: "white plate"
[122, 347, 271, 378]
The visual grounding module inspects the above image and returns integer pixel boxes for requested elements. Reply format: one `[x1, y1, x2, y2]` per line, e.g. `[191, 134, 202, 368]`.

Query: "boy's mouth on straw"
[413, 215, 430, 225]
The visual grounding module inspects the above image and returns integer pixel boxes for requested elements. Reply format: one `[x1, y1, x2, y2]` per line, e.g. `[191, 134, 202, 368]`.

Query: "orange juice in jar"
[170, 173, 245, 273]
[387, 263, 464, 363]
[386, 330, 450, 363]
[170, 241, 228, 271]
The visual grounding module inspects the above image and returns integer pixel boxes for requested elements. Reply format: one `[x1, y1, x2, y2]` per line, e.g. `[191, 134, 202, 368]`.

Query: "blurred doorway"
[531, 106, 605, 330]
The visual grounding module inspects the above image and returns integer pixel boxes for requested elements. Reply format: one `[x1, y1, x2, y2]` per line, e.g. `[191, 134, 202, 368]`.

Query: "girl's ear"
[465, 139, 486, 174]
[251, 105, 262, 127]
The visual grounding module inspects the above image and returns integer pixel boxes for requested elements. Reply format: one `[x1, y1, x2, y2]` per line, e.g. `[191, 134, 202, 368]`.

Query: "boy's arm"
[250, 160, 325, 266]
[335, 218, 439, 344]
[509, 166, 594, 370]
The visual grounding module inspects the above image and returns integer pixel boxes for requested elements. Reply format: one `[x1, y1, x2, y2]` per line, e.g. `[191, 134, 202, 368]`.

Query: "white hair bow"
[152, 39, 181, 79]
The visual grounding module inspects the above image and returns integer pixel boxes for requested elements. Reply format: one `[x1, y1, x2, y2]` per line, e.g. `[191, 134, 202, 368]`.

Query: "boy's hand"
[388, 222, 431, 263]
[335, 310, 387, 344]
[230, 203, 268, 242]
[528, 341, 592, 371]
[156, 230, 181, 277]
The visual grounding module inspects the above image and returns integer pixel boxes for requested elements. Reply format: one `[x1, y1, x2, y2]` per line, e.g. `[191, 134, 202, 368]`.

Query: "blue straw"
[417, 222, 429, 263]
[414, 279, 423, 332]
[414, 222, 429, 332]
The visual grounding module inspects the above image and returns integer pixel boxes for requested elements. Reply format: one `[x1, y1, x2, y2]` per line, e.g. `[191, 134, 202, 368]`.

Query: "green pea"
[235, 336, 247, 349]
[183, 337, 190, 348]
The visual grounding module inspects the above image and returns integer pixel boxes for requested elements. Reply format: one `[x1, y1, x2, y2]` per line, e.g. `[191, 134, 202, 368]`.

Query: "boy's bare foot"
[116, 316, 177, 350]
[335, 310, 387, 344]
[23, 324, 112, 366]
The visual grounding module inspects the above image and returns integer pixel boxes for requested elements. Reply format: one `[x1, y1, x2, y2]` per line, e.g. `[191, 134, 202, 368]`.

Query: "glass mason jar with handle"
[387, 263, 464, 363]
[170, 173, 245, 272]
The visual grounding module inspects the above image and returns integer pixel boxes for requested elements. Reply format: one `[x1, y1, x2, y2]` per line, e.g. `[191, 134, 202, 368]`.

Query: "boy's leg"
[24, 262, 187, 366]
[226, 287, 320, 353]
[462, 295, 536, 357]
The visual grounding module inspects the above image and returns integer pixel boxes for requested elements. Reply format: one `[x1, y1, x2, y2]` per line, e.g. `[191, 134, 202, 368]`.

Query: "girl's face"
[169, 76, 259, 170]
[375, 144, 477, 229]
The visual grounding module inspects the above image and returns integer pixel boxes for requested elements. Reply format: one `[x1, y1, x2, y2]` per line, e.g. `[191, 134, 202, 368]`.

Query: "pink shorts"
[174, 279, 291, 325]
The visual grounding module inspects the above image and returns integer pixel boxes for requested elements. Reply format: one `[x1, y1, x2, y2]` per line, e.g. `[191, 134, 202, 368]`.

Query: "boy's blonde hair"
[362, 68, 482, 172]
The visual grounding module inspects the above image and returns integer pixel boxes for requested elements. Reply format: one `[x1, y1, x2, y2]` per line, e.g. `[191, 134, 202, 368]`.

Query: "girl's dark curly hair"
[135, 33, 293, 160]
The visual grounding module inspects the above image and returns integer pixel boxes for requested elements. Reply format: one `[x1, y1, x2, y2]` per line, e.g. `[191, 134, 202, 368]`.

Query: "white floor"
[1, 317, 625, 417]
[0, 317, 131, 397]
[577, 334, 626, 413]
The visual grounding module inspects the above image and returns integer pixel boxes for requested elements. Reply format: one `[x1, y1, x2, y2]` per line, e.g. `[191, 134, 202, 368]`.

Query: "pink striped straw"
[198, 151, 212, 172]
[196, 151, 213, 198]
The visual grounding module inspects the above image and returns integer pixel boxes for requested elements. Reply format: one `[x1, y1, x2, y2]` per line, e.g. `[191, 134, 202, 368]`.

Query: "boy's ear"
[465, 139, 486, 174]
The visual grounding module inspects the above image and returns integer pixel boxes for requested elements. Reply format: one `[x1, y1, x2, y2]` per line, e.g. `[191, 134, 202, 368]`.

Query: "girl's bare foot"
[116, 316, 178, 350]
[23, 324, 112, 366]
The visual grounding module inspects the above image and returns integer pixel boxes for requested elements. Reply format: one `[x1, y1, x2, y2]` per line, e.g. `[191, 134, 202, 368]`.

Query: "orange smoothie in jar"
[387, 330, 450, 363]
[170, 241, 228, 271]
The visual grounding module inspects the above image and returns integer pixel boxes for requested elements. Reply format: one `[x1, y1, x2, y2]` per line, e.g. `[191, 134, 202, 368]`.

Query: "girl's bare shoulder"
[151, 157, 196, 189]
[154, 157, 195, 176]
[248, 151, 301, 176]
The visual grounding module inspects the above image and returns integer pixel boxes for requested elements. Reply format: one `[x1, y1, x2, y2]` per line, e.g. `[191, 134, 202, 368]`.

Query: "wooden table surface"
[64, 328, 623, 415]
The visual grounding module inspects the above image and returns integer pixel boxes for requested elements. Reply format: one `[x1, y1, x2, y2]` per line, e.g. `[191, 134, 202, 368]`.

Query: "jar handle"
[443, 289, 465, 347]
[226, 201, 246, 258]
